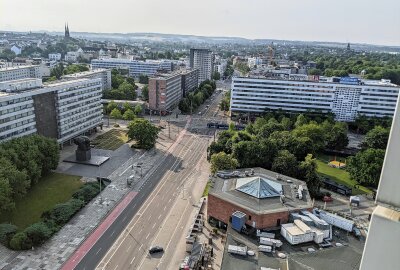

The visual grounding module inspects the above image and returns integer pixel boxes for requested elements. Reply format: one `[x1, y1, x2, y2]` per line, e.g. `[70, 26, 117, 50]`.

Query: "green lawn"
[0, 172, 83, 230]
[316, 154, 371, 195]
[202, 181, 212, 197]
[92, 129, 129, 150]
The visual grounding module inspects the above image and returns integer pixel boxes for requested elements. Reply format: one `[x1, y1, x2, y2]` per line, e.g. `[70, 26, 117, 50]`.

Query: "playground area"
[328, 160, 346, 168]
[91, 129, 129, 150]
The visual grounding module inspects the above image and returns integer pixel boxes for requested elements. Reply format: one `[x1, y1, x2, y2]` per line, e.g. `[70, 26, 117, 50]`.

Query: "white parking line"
[95, 247, 102, 255]
[145, 233, 150, 240]
[130, 256, 136, 265]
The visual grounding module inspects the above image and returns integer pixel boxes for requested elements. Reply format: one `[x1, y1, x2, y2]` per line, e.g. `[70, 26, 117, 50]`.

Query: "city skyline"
[1, 0, 399, 46]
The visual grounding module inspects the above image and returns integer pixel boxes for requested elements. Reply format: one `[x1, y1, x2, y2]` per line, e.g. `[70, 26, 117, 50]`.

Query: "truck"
[259, 237, 283, 248]
[258, 245, 272, 253]
[314, 209, 354, 232]
[228, 245, 247, 256]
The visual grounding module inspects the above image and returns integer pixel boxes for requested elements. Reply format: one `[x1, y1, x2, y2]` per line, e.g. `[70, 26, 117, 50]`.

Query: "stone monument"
[73, 136, 92, 161]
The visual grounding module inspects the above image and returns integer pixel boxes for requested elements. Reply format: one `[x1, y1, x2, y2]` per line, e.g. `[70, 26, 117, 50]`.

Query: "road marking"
[122, 215, 127, 222]
[139, 228, 142, 234]
[168, 198, 172, 203]
[146, 233, 150, 240]
[152, 223, 156, 229]
[110, 230, 115, 237]
[158, 214, 162, 220]
[126, 245, 131, 253]
[164, 206, 167, 211]
[130, 256, 136, 265]
[113, 265, 119, 270]
[95, 247, 102, 255]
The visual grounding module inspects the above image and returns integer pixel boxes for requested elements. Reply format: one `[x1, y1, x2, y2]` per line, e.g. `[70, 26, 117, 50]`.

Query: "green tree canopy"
[363, 126, 390, 149]
[347, 148, 385, 187]
[127, 119, 160, 149]
[141, 85, 149, 101]
[271, 150, 298, 178]
[210, 152, 238, 174]
[123, 109, 136, 121]
[110, 108, 122, 120]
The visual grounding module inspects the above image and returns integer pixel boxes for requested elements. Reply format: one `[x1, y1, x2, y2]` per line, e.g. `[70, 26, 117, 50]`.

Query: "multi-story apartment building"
[189, 49, 213, 83]
[148, 72, 182, 113]
[91, 58, 173, 78]
[48, 53, 62, 61]
[230, 76, 399, 122]
[0, 65, 41, 82]
[0, 78, 103, 143]
[63, 69, 112, 90]
[180, 68, 199, 96]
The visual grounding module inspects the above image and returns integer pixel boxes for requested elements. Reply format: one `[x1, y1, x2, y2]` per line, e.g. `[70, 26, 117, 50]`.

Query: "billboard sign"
[340, 77, 360, 85]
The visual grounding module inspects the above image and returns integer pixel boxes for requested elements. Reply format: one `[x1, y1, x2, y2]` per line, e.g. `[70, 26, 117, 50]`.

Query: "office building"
[91, 58, 173, 78]
[148, 72, 182, 113]
[230, 76, 399, 122]
[0, 78, 103, 143]
[63, 69, 112, 90]
[189, 49, 213, 83]
[247, 57, 263, 68]
[180, 68, 199, 96]
[0, 65, 41, 82]
[359, 96, 400, 270]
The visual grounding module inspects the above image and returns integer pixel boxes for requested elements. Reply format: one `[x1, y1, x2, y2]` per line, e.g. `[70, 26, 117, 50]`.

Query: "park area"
[91, 129, 129, 150]
[0, 173, 83, 230]
[316, 154, 371, 195]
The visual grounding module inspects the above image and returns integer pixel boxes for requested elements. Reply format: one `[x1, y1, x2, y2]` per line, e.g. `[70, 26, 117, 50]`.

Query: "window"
[249, 215, 252, 221]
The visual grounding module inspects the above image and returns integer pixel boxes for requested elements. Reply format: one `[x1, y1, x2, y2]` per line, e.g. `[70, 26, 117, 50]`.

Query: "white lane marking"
[145, 233, 150, 240]
[122, 215, 127, 222]
[158, 214, 162, 220]
[110, 230, 115, 237]
[126, 245, 131, 253]
[113, 265, 119, 270]
[130, 256, 136, 265]
[152, 223, 156, 229]
[95, 247, 102, 255]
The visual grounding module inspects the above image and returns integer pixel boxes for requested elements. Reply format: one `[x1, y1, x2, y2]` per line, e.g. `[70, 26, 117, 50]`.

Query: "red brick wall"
[208, 194, 291, 229]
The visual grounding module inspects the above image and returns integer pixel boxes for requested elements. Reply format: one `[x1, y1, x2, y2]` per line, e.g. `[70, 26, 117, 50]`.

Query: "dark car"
[149, 246, 164, 254]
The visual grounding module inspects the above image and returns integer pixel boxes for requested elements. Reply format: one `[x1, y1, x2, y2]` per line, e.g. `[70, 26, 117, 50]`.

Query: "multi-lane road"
[72, 87, 227, 270]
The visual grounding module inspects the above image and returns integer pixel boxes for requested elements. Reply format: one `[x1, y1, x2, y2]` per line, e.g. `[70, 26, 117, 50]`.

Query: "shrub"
[42, 199, 84, 225]
[72, 183, 99, 203]
[24, 222, 52, 246]
[9, 232, 32, 250]
[0, 223, 17, 247]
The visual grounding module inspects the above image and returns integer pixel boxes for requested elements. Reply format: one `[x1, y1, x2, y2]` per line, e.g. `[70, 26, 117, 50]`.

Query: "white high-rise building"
[189, 49, 213, 83]
[0, 65, 41, 82]
[0, 78, 103, 143]
[48, 53, 62, 61]
[63, 69, 112, 90]
[91, 59, 173, 78]
[359, 95, 400, 269]
[230, 76, 399, 121]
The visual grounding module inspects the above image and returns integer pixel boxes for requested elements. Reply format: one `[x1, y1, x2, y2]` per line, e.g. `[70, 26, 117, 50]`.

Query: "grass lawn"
[316, 154, 371, 195]
[0, 172, 83, 230]
[202, 181, 212, 197]
[92, 129, 129, 150]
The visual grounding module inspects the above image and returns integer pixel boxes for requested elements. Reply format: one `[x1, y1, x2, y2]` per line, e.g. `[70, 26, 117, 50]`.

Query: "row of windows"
[0, 126, 36, 141]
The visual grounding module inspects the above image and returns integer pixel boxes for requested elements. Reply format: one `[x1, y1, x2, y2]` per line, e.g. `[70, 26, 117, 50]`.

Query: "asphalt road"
[74, 85, 226, 270]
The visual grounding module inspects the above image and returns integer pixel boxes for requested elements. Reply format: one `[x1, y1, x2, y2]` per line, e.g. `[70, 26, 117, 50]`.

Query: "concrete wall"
[32, 91, 58, 139]
[207, 194, 290, 229]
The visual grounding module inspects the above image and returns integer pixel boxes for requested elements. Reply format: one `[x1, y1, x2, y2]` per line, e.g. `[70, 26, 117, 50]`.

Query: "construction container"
[256, 230, 275, 239]
[228, 245, 247, 256]
[294, 220, 311, 233]
[302, 210, 330, 230]
[316, 209, 354, 232]
[259, 237, 283, 247]
[258, 245, 272, 253]
[281, 223, 314, 245]
[231, 211, 246, 232]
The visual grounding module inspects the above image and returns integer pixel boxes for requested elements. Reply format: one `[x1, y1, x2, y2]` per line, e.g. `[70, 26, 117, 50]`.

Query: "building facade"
[189, 49, 213, 83]
[0, 78, 103, 143]
[63, 69, 112, 90]
[230, 76, 399, 121]
[181, 68, 199, 96]
[48, 53, 62, 61]
[91, 59, 173, 78]
[148, 73, 182, 113]
[0, 65, 41, 82]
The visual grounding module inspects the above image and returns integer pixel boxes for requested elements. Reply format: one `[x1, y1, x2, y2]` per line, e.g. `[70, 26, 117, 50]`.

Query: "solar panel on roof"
[236, 177, 282, 199]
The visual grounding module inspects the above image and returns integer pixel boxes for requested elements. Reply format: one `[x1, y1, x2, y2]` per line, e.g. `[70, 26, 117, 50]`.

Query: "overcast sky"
[1, 0, 399, 46]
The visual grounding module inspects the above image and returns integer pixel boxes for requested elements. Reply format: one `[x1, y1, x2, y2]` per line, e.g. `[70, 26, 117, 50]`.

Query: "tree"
[123, 109, 136, 121]
[134, 104, 143, 115]
[210, 152, 238, 174]
[271, 150, 298, 177]
[63, 64, 89, 75]
[122, 102, 132, 113]
[347, 148, 385, 187]
[24, 222, 52, 246]
[139, 75, 149, 84]
[363, 126, 390, 149]
[324, 122, 349, 150]
[0, 49, 16, 61]
[0, 178, 14, 212]
[127, 119, 160, 149]
[294, 114, 308, 128]
[298, 154, 321, 197]
[110, 108, 122, 121]
[50, 63, 64, 79]
[212, 71, 221, 80]
[0, 157, 29, 199]
[9, 232, 32, 250]
[293, 123, 325, 152]
[106, 101, 118, 114]
[141, 85, 149, 101]
[0, 223, 17, 246]
[111, 71, 125, 89]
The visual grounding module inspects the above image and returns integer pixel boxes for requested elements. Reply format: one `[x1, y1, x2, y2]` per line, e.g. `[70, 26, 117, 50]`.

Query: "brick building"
[148, 72, 182, 113]
[207, 168, 313, 230]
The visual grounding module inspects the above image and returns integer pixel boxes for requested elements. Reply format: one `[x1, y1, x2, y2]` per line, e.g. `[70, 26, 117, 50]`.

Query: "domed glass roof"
[235, 176, 283, 199]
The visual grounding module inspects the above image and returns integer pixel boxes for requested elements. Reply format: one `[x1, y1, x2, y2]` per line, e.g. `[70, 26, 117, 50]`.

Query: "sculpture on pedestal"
[73, 136, 92, 161]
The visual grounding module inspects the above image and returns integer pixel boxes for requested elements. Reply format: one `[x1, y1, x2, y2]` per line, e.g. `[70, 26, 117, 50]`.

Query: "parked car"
[149, 246, 164, 254]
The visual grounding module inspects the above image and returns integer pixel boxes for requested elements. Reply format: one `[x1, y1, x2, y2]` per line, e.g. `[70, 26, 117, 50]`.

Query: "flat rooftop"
[210, 168, 312, 215]
[63, 69, 108, 78]
[0, 65, 39, 71]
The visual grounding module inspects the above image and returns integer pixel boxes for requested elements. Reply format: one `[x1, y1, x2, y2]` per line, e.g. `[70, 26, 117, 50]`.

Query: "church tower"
[65, 23, 70, 39]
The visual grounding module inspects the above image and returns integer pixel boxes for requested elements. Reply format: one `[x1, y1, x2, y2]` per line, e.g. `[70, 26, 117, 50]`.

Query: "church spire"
[65, 22, 70, 38]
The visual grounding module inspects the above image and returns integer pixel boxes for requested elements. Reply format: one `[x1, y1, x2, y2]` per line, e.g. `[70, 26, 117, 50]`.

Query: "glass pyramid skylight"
[235, 176, 282, 199]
